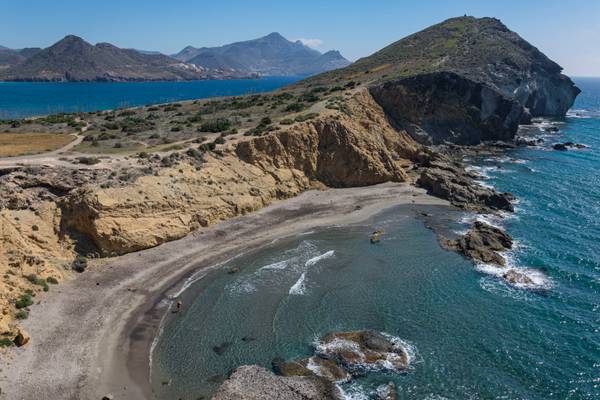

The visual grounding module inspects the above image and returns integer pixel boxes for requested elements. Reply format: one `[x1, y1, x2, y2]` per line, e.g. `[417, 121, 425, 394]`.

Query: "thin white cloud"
[296, 38, 323, 49]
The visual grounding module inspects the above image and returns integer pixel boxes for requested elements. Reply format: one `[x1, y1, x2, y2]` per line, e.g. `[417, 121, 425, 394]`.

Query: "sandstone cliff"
[61, 89, 421, 255]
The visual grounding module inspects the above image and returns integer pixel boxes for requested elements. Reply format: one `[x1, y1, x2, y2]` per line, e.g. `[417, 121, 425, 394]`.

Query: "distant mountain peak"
[175, 32, 350, 76]
[264, 32, 286, 40]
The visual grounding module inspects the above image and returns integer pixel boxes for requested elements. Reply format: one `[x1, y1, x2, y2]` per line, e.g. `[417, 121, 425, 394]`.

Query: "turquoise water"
[153, 79, 600, 400]
[0, 76, 301, 120]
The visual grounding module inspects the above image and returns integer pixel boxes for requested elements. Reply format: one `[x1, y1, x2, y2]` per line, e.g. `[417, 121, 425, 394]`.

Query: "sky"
[1, 0, 599, 76]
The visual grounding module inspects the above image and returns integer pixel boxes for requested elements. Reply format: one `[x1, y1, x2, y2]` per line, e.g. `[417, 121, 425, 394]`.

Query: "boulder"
[553, 143, 568, 151]
[445, 221, 513, 266]
[212, 365, 340, 400]
[273, 356, 351, 382]
[515, 136, 543, 147]
[13, 329, 30, 347]
[376, 382, 397, 400]
[502, 269, 534, 286]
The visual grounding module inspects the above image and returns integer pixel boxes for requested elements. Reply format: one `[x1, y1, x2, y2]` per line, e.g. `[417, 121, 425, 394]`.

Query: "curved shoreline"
[1, 183, 448, 400]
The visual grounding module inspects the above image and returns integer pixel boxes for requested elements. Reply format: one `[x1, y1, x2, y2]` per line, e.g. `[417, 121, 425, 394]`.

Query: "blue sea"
[0, 76, 302, 120]
[151, 78, 600, 400]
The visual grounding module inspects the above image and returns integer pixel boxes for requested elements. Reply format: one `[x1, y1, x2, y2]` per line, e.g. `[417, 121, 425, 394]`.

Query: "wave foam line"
[305, 250, 335, 267]
[289, 272, 307, 295]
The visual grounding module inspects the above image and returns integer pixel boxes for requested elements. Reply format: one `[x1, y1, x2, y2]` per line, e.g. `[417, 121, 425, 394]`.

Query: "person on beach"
[176, 300, 183, 313]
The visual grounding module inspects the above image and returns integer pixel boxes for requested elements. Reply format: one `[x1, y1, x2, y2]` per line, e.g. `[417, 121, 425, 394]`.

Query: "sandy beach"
[1, 183, 448, 400]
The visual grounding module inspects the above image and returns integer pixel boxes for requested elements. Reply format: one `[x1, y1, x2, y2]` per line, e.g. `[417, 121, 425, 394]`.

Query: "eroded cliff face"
[60, 89, 423, 256]
[370, 72, 524, 145]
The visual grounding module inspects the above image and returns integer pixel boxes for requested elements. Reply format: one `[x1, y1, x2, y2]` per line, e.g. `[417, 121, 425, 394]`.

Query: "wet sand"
[1, 183, 448, 400]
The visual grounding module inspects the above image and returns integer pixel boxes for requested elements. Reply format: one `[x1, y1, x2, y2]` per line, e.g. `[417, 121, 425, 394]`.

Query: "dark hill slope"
[304, 16, 579, 144]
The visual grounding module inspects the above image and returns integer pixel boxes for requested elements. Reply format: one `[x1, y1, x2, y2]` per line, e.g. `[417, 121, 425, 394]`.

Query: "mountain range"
[0, 33, 350, 82]
[173, 32, 350, 76]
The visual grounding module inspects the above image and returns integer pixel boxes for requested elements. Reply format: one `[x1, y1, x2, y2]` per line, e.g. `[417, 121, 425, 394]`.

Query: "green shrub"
[199, 118, 232, 133]
[73, 256, 88, 273]
[15, 294, 33, 309]
[187, 113, 203, 123]
[0, 338, 13, 347]
[77, 157, 100, 165]
[214, 137, 225, 145]
[279, 119, 294, 125]
[46, 277, 59, 284]
[198, 142, 216, 152]
[31, 225, 39, 231]
[285, 103, 305, 112]
[43, 113, 75, 124]
[15, 310, 29, 320]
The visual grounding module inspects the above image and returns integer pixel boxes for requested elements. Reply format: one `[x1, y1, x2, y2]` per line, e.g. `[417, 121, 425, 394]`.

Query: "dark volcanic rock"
[416, 160, 514, 212]
[212, 365, 340, 400]
[553, 142, 588, 151]
[445, 221, 513, 265]
[515, 136, 544, 147]
[370, 72, 524, 145]
[553, 143, 569, 151]
[315, 330, 411, 373]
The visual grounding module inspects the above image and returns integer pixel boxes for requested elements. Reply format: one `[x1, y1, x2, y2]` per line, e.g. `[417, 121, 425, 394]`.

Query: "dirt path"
[0, 183, 448, 400]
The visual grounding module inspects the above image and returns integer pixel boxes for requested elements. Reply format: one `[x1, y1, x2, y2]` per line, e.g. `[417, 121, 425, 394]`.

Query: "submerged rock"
[212, 342, 232, 355]
[376, 382, 397, 400]
[212, 365, 340, 400]
[502, 269, 534, 286]
[315, 330, 411, 374]
[445, 221, 513, 266]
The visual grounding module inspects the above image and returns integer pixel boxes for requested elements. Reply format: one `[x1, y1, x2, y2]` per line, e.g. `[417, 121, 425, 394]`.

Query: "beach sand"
[1, 183, 448, 400]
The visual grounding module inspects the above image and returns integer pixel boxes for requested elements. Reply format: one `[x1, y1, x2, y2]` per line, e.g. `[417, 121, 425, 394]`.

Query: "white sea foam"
[337, 383, 370, 400]
[476, 258, 553, 292]
[305, 250, 335, 267]
[259, 260, 290, 271]
[289, 272, 307, 295]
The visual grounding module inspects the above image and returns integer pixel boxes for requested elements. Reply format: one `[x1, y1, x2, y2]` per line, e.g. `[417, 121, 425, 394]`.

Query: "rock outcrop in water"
[417, 159, 514, 212]
[216, 331, 412, 399]
[444, 221, 513, 266]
